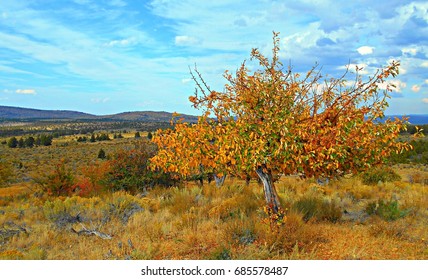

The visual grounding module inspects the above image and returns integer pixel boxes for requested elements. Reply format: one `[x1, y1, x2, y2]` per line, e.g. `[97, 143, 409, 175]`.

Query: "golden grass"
[1, 135, 427, 260]
[0, 173, 427, 260]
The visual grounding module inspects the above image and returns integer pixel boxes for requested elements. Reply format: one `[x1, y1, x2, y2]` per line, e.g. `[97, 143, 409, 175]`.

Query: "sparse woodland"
[0, 35, 427, 260]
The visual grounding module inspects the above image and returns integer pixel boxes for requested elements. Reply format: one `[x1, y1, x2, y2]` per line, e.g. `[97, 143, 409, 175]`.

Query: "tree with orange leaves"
[151, 32, 410, 213]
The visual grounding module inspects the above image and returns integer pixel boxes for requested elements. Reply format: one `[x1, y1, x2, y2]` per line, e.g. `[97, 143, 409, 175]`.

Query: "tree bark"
[255, 166, 281, 213]
[213, 174, 226, 187]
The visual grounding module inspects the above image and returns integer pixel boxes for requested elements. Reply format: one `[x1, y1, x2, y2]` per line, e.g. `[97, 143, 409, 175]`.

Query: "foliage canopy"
[151, 32, 410, 211]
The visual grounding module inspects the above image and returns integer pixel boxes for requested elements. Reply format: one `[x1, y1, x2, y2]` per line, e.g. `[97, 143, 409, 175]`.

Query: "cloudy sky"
[0, 0, 427, 115]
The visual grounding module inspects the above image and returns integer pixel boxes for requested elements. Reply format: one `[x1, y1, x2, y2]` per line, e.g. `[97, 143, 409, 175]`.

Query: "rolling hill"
[0, 105, 199, 123]
[0, 105, 427, 124]
[0, 105, 95, 120]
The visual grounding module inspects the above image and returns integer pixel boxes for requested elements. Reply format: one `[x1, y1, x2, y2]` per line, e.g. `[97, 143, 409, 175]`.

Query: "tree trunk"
[198, 176, 204, 186]
[213, 174, 226, 187]
[256, 166, 281, 213]
[245, 174, 251, 186]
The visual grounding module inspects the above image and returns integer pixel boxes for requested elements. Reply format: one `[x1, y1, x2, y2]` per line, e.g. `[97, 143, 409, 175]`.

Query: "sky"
[0, 0, 427, 116]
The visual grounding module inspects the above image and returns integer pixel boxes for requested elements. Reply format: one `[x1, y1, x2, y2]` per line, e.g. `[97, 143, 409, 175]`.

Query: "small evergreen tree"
[98, 148, 106, 159]
[147, 131, 153, 140]
[18, 138, 25, 148]
[135, 132, 141, 138]
[25, 136, 35, 148]
[35, 135, 41, 146]
[8, 137, 18, 148]
[40, 134, 53, 146]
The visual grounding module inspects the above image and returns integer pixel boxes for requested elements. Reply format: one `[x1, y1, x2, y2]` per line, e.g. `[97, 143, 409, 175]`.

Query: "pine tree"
[25, 136, 35, 148]
[147, 131, 153, 140]
[7, 137, 18, 148]
[98, 148, 106, 159]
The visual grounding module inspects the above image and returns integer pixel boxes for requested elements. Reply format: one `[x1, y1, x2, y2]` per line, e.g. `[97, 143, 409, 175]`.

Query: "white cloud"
[175, 35, 201, 46]
[105, 38, 134, 47]
[16, 89, 37, 95]
[357, 46, 374, 55]
[91, 97, 110, 103]
[2, 0, 428, 115]
[421, 61, 428, 68]
[425, 79, 428, 84]
[402, 47, 418, 56]
[411, 85, 421, 92]
[422, 98, 428, 104]
[378, 80, 407, 93]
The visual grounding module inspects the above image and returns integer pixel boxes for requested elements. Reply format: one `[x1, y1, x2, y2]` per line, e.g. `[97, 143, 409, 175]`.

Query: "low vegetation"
[0, 130, 427, 260]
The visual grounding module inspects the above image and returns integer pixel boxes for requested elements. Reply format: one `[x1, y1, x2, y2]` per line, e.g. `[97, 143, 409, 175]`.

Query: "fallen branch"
[71, 223, 112, 240]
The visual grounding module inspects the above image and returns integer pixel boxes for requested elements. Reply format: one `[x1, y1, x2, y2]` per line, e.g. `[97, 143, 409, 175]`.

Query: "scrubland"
[0, 132, 427, 260]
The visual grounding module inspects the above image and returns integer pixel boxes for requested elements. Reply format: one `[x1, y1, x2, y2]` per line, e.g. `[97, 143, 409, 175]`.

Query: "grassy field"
[0, 132, 427, 260]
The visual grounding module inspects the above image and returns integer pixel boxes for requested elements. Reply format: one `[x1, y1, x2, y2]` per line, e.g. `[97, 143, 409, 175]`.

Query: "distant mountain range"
[0, 105, 427, 124]
[0, 105, 199, 123]
[386, 115, 428, 125]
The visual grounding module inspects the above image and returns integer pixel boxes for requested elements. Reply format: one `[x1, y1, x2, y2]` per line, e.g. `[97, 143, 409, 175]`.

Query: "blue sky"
[0, 0, 427, 115]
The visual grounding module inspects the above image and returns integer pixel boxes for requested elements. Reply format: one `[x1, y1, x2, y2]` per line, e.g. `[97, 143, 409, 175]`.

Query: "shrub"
[105, 191, 144, 224]
[97, 148, 106, 159]
[43, 198, 83, 229]
[0, 160, 14, 187]
[96, 133, 110, 141]
[36, 134, 53, 146]
[7, 137, 17, 148]
[292, 195, 342, 222]
[360, 166, 401, 185]
[76, 161, 110, 197]
[105, 141, 179, 193]
[365, 199, 410, 221]
[35, 159, 75, 196]
[24, 136, 35, 148]
[43, 196, 105, 229]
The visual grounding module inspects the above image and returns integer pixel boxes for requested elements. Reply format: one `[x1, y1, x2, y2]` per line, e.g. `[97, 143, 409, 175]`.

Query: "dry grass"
[0, 135, 427, 260]
[0, 173, 427, 260]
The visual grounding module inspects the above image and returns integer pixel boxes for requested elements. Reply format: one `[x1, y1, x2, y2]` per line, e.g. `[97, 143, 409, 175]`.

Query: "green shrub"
[98, 148, 106, 159]
[7, 137, 17, 148]
[365, 199, 409, 221]
[105, 141, 179, 192]
[292, 195, 342, 223]
[360, 167, 401, 185]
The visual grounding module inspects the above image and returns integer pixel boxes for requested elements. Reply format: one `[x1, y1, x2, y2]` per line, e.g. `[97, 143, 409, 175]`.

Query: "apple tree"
[151, 32, 410, 214]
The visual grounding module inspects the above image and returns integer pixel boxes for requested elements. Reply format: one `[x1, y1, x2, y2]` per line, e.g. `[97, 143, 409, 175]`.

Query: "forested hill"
[0, 105, 95, 119]
[0, 105, 426, 124]
[0, 105, 199, 123]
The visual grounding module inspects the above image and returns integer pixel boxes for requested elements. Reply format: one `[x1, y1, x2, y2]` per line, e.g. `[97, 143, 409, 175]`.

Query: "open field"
[0, 131, 427, 260]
